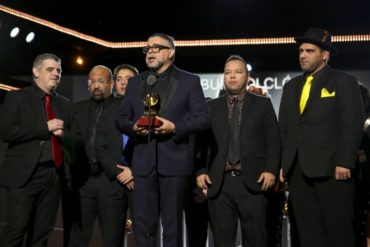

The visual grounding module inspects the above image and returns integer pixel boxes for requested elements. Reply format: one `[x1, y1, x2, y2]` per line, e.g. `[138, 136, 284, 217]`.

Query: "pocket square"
[321, 88, 336, 98]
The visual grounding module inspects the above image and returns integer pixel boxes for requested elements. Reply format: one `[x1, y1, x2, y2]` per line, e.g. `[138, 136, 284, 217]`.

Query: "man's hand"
[257, 172, 276, 191]
[194, 189, 207, 204]
[153, 117, 175, 135]
[52, 129, 64, 137]
[133, 121, 149, 136]
[125, 180, 134, 190]
[335, 166, 351, 181]
[116, 164, 134, 189]
[47, 119, 64, 132]
[247, 85, 268, 96]
[196, 174, 212, 196]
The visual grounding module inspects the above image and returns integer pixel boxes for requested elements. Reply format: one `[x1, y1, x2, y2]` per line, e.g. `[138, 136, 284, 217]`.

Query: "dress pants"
[1, 162, 61, 247]
[288, 161, 355, 247]
[68, 175, 127, 247]
[208, 172, 268, 247]
[184, 190, 208, 247]
[133, 171, 188, 247]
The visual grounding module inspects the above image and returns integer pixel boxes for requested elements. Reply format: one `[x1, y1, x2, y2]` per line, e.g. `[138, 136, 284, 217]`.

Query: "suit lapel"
[214, 96, 229, 145]
[160, 67, 181, 113]
[240, 93, 253, 134]
[140, 71, 150, 98]
[53, 94, 65, 120]
[301, 68, 331, 115]
[79, 100, 90, 139]
[295, 75, 306, 116]
[27, 89, 46, 124]
[303, 77, 323, 113]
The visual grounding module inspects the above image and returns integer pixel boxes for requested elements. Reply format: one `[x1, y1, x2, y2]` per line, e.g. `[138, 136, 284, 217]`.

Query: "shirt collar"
[31, 83, 55, 100]
[227, 92, 246, 104]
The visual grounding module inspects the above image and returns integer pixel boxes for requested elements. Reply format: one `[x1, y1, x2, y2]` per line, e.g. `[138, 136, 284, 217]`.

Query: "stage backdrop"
[200, 70, 370, 114]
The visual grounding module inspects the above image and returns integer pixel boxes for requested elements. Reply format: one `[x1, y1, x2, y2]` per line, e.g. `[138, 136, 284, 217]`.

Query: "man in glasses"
[116, 33, 211, 246]
[68, 65, 133, 247]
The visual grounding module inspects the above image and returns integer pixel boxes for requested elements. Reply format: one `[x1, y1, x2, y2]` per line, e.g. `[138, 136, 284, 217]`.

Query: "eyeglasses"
[142, 44, 172, 54]
[87, 79, 108, 85]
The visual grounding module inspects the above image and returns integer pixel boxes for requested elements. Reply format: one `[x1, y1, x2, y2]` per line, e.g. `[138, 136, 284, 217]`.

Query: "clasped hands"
[47, 118, 64, 137]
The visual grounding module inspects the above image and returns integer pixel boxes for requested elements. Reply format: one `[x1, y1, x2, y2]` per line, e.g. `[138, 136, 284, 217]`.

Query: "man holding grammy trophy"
[137, 74, 163, 129]
[115, 33, 210, 246]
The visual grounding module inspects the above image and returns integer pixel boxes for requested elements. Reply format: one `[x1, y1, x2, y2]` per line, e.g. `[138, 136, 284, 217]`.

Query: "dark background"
[0, 0, 369, 80]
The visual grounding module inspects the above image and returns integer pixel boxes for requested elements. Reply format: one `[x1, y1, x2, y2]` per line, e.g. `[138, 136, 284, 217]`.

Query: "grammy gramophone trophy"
[137, 93, 163, 128]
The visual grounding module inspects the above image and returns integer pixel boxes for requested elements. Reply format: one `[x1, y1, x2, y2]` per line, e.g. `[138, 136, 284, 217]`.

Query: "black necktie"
[89, 103, 103, 164]
[228, 97, 240, 165]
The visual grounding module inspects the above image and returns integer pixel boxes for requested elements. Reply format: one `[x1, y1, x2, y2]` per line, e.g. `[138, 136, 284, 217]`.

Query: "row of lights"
[9, 27, 35, 43]
[1, 4, 370, 49]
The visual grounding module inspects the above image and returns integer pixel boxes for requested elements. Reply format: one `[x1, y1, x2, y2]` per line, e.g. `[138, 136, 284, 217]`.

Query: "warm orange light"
[0, 83, 20, 91]
[76, 56, 84, 65]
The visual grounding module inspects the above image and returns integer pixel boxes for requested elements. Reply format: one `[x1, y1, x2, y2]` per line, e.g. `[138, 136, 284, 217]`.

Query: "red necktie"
[45, 95, 63, 168]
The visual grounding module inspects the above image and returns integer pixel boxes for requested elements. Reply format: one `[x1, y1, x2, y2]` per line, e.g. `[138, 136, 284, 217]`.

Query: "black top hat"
[295, 28, 338, 55]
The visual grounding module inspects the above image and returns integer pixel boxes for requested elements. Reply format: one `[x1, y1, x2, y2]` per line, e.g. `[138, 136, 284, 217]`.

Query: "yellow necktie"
[299, 75, 314, 114]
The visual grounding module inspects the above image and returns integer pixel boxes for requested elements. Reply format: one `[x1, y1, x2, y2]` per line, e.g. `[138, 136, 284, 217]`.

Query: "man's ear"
[109, 80, 114, 91]
[168, 49, 175, 60]
[32, 67, 39, 78]
[323, 50, 330, 62]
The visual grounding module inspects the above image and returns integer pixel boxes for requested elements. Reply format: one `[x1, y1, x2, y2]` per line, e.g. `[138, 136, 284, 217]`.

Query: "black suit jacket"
[72, 96, 125, 195]
[196, 93, 281, 196]
[279, 65, 364, 177]
[0, 84, 71, 187]
[96, 96, 132, 181]
[116, 66, 211, 176]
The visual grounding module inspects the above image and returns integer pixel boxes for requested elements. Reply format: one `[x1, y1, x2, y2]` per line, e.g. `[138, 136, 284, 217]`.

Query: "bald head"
[88, 65, 113, 101]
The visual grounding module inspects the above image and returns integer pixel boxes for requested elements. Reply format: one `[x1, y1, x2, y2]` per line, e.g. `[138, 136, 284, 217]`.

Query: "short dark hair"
[225, 55, 249, 74]
[148, 33, 175, 49]
[33, 53, 61, 70]
[113, 64, 139, 80]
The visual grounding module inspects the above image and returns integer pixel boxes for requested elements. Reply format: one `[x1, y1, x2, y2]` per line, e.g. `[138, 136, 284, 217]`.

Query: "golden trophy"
[137, 94, 162, 127]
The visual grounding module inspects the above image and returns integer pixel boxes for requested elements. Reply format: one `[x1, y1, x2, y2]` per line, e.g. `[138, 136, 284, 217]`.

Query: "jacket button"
[40, 141, 45, 145]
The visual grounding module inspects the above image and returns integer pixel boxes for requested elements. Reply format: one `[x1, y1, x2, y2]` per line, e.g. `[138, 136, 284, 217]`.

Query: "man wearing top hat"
[278, 28, 364, 247]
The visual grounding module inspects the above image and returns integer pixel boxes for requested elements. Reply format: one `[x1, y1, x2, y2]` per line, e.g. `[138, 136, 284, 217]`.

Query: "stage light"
[75, 56, 84, 66]
[247, 64, 252, 72]
[25, 32, 35, 43]
[10, 27, 19, 38]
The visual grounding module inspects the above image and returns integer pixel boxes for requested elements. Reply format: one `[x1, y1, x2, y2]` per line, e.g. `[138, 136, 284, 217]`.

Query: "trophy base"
[137, 116, 163, 128]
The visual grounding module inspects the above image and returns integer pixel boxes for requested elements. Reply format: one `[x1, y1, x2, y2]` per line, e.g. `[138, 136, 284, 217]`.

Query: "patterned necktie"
[45, 95, 63, 168]
[228, 97, 240, 165]
[299, 75, 314, 114]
